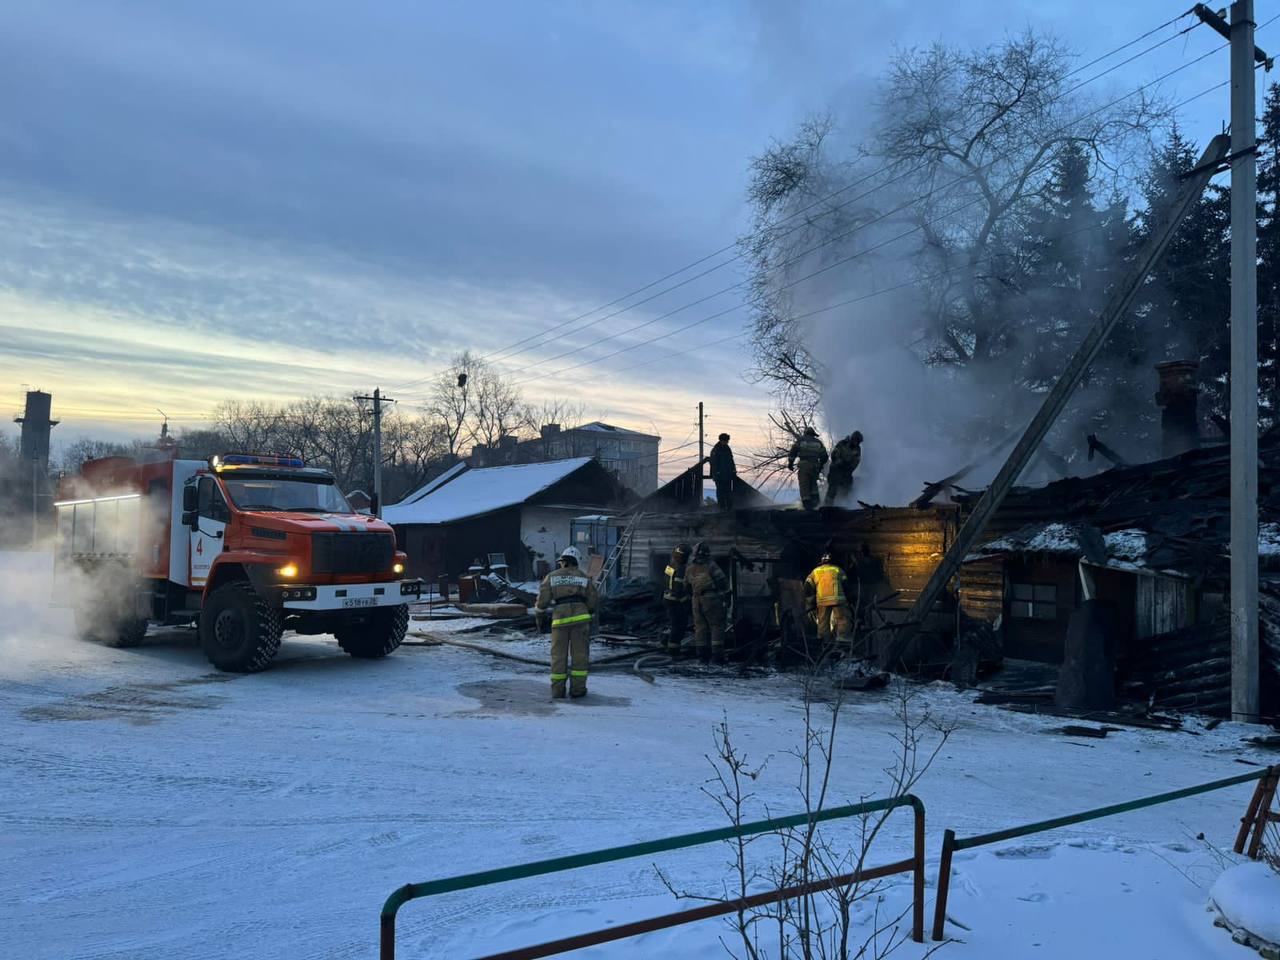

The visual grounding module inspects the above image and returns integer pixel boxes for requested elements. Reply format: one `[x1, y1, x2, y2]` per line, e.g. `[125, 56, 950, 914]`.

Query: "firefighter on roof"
[535, 546, 598, 698]
[708, 433, 737, 511]
[686, 541, 730, 664]
[663, 542, 692, 657]
[788, 427, 828, 511]
[825, 431, 863, 506]
[805, 551, 854, 650]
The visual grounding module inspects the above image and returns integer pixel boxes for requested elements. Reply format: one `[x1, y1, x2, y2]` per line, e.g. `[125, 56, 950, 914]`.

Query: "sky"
[0, 0, 1271, 480]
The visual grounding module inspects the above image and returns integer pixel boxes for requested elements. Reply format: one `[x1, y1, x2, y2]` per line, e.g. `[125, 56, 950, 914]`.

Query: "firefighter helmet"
[673, 542, 691, 559]
[559, 546, 582, 565]
[693, 541, 711, 561]
[850, 430, 863, 444]
[820, 551, 834, 565]
[718, 432, 730, 441]
[804, 426, 818, 437]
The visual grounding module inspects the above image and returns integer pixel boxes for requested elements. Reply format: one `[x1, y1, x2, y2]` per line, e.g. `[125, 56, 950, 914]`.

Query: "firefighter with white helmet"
[535, 545, 598, 698]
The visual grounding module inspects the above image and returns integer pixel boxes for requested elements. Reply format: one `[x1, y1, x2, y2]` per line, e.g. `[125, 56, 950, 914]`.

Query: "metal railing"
[931, 764, 1279, 941]
[381, 795, 926, 960]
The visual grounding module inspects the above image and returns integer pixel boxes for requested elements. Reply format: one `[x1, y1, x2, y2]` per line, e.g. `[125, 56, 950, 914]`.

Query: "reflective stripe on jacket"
[805, 564, 847, 607]
[536, 568, 598, 627]
[663, 562, 689, 601]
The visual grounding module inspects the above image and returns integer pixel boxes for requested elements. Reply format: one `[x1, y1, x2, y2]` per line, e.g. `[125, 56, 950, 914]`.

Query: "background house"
[470, 422, 661, 495]
[384, 457, 632, 581]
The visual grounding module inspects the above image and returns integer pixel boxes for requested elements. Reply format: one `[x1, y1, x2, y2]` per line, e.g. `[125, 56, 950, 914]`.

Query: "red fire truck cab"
[54, 452, 422, 672]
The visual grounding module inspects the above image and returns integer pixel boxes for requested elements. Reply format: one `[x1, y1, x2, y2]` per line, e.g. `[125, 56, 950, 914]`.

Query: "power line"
[503, 36, 1236, 387]
[391, 11, 1207, 390]
[488, 13, 1206, 376]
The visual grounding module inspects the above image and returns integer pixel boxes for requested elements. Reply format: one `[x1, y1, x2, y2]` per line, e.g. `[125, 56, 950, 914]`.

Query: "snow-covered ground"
[2, 550, 1277, 960]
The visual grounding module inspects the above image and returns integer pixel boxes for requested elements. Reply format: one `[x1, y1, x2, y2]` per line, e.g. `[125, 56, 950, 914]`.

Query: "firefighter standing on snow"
[788, 427, 828, 511]
[805, 552, 854, 650]
[535, 546, 598, 698]
[663, 542, 692, 657]
[687, 541, 730, 664]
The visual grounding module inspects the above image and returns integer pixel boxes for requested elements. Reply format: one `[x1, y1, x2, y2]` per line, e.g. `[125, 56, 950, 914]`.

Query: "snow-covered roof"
[570, 421, 658, 439]
[396, 461, 467, 506]
[383, 457, 594, 525]
[967, 523, 1165, 574]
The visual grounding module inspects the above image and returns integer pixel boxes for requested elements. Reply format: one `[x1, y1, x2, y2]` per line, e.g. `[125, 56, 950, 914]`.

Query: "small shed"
[962, 522, 1199, 663]
[383, 457, 632, 581]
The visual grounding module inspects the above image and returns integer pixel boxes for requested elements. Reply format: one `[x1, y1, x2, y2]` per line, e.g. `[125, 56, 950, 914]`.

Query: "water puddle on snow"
[22, 674, 235, 725]
[453, 679, 631, 717]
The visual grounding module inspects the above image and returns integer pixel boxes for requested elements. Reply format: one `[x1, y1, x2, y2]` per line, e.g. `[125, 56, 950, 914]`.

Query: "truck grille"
[311, 532, 394, 575]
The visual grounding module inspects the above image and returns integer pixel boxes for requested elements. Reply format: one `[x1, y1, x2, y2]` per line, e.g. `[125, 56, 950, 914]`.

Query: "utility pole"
[1197, 0, 1268, 719]
[354, 388, 397, 517]
[1230, 0, 1260, 721]
[696, 402, 705, 504]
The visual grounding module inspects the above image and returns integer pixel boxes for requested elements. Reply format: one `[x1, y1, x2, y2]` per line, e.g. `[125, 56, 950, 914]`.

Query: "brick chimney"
[540, 423, 561, 439]
[1154, 360, 1200, 458]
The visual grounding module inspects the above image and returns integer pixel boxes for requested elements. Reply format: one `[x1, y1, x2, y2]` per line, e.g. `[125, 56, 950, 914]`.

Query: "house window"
[1010, 582, 1057, 620]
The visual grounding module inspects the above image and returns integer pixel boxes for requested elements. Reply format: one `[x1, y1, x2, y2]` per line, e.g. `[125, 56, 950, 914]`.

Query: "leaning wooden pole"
[879, 133, 1232, 671]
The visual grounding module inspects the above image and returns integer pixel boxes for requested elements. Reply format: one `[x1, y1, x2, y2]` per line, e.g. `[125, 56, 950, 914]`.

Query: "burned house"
[623, 434, 1280, 717]
[384, 457, 632, 582]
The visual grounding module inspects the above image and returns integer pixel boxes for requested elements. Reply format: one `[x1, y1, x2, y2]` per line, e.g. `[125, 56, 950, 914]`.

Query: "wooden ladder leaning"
[1235, 765, 1280, 859]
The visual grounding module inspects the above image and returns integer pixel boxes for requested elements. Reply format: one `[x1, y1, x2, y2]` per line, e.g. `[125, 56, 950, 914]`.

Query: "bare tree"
[424, 351, 478, 456]
[468, 361, 534, 448]
[742, 30, 1163, 441]
[660, 624, 952, 959]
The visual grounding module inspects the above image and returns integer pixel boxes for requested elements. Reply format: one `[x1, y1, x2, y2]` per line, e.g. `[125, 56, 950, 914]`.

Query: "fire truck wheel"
[107, 616, 149, 648]
[336, 603, 408, 659]
[74, 601, 148, 648]
[199, 580, 284, 672]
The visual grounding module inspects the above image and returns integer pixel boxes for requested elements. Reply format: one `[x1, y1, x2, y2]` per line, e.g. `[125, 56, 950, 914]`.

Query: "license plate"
[342, 597, 376, 608]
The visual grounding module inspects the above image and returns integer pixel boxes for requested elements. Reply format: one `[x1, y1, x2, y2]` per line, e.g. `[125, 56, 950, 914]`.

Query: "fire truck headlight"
[277, 563, 299, 578]
[393, 562, 404, 574]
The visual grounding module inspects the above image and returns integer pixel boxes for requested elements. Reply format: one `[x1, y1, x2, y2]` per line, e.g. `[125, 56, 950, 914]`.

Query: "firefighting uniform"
[662, 555, 691, 654]
[805, 562, 854, 646]
[535, 565, 598, 696]
[686, 559, 730, 657]
[825, 438, 862, 505]
[789, 436, 829, 511]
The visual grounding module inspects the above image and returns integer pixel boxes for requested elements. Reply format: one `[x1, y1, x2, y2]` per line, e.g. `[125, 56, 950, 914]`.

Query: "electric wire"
[484, 13, 1210, 377]
[391, 11, 1207, 387]
[501, 39, 1240, 388]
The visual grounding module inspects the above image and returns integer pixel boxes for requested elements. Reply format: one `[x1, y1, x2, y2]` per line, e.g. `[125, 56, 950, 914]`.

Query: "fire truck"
[54, 452, 422, 672]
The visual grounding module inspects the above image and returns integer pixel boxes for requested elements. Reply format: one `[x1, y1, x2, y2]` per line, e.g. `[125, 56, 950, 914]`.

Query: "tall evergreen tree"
[1258, 81, 1280, 427]
[1134, 124, 1232, 429]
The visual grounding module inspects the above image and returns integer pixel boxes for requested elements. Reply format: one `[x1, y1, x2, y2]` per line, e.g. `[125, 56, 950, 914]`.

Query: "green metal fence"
[931, 764, 1279, 941]
[381, 795, 926, 960]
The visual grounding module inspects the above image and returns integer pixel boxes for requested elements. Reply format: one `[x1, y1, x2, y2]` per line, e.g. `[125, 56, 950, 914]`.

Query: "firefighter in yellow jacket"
[663, 543, 692, 657]
[804, 552, 854, 649]
[686, 541, 730, 664]
[535, 546, 598, 698]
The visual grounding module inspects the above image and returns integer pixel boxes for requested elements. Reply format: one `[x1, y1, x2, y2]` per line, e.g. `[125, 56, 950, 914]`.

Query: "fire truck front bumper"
[278, 579, 422, 611]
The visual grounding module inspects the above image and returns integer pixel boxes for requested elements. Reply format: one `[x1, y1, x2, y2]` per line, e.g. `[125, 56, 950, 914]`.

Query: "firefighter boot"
[697, 645, 711, 664]
[552, 681, 567, 699]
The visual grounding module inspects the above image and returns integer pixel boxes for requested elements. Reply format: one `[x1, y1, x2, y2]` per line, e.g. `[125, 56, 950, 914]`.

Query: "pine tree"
[1258, 81, 1280, 428]
[1135, 124, 1232, 430]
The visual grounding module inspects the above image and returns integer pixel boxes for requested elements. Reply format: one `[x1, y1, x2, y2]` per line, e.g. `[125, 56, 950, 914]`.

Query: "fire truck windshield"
[220, 476, 353, 514]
